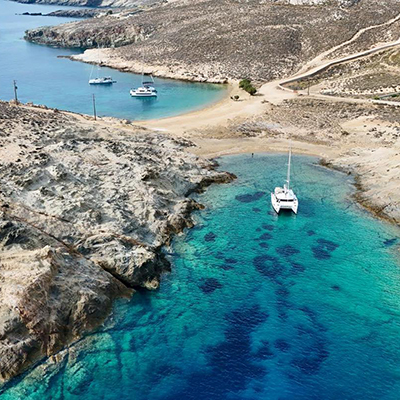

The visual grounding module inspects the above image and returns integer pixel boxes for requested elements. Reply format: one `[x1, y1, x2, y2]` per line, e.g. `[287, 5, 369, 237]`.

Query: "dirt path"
[295, 11, 400, 75]
[279, 40, 400, 89]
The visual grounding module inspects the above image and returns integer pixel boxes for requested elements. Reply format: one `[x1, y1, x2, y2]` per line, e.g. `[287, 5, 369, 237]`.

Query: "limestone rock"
[0, 101, 234, 381]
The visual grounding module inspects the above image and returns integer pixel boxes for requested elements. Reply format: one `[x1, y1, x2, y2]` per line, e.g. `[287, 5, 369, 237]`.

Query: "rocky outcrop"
[46, 9, 106, 17]
[20, 9, 104, 17]
[0, 229, 128, 382]
[25, 10, 151, 48]
[0, 101, 234, 382]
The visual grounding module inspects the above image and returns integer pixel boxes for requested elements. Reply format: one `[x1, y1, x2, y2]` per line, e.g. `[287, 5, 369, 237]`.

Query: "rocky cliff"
[24, 0, 400, 82]
[0, 101, 234, 382]
[25, 9, 153, 48]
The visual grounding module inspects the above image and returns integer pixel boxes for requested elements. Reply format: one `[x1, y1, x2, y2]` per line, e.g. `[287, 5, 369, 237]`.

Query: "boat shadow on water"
[133, 96, 159, 111]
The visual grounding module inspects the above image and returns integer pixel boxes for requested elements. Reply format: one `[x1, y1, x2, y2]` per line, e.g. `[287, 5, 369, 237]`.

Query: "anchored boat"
[88, 46, 116, 85]
[89, 76, 116, 85]
[130, 74, 158, 97]
[271, 147, 298, 214]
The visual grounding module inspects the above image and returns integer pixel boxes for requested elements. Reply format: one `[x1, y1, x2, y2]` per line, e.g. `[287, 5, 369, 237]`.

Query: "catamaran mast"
[286, 147, 291, 191]
[97, 44, 101, 78]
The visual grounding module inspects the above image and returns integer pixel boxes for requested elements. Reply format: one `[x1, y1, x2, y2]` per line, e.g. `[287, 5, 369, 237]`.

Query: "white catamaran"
[130, 74, 158, 97]
[271, 147, 299, 214]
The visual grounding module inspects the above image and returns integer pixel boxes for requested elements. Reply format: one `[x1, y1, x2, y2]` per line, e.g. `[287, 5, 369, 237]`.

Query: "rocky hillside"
[285, 47, 400, 98]
[26, 9, 154, 48]
[0, 101, 234, 382]
[12, 0, 161, 8]
[25, 0, 400, 82]
[12, 0, 360, 7]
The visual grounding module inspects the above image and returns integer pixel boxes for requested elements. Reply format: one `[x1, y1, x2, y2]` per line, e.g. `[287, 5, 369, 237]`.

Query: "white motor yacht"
[271, 147, 299, 214]
[130, 74, 157, 97]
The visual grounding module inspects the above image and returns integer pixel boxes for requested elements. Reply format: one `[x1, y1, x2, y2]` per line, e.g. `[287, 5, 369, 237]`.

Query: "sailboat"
[271, 147, 298, 214]
[130, 73, 157, 97]
[89, 46, 116, 85]
[89, 76, 116, 85]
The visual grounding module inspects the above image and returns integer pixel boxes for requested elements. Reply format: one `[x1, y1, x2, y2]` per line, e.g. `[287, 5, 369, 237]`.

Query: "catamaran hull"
[89, 80, 115, 85]
[130, 92, 157, 98]
[271, 193, 298, 214]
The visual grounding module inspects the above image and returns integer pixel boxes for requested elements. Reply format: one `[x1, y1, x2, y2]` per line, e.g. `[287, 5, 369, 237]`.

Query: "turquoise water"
[0, 0, 226, 120]
[3, 154, 400, 399]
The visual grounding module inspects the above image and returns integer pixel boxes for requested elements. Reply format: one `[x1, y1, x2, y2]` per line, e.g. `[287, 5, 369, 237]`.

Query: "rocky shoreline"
[0, 101, 235, 383]
[70, 51, 230, 83]
[320, 158, 399, 225]
[19, 9, 105, 18]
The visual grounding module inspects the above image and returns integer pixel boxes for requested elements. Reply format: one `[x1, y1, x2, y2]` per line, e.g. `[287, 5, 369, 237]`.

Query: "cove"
[0, 0, 226, 120]
[3, 153, 400, 399]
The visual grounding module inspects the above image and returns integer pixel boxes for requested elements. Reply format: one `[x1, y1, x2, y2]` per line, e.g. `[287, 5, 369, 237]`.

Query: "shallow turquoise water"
[3, 154, 400, 399]
[0, 0, 226, 120]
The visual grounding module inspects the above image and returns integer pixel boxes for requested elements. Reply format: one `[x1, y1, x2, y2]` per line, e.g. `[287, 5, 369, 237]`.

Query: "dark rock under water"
[4, 154, 400, 400]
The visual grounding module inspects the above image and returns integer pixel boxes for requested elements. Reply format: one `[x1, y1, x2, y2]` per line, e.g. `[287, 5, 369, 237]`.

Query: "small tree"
[239, 79, 257, 95]
[239, 79, 252, 89]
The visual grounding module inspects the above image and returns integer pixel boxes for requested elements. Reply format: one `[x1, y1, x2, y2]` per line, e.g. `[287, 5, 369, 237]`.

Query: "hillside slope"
[25, 0, 400, 82]
[11, 0, 361, 7]
[11, 0, 157, 7]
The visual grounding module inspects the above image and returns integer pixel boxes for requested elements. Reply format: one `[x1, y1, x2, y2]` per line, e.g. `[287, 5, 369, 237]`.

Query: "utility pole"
[307, 83, 310, 96]
[13, 80, 19, 104]
[92, 94, 97, 120]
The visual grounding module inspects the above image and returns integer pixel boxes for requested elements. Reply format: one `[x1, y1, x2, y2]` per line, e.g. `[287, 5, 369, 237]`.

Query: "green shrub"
[239, 79, 251, 88]
[239, 79, 257, 95]
[246, 86, 257, 95]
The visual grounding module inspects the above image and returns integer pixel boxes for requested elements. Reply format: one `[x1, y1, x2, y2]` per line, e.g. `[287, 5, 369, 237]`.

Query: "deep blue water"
[0, 0, 226, 120]
[3, 154, 400, 399]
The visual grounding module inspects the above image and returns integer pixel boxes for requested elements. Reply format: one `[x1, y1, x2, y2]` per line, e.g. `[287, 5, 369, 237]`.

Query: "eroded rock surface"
[0, 101, 234, 381]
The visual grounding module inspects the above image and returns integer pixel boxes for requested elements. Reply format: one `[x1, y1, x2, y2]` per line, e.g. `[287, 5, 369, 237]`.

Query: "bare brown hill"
[25, 0, 400, 82]
[12, 0, 159, 8]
